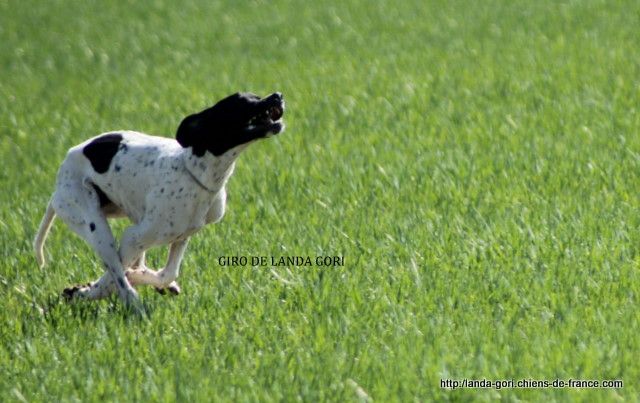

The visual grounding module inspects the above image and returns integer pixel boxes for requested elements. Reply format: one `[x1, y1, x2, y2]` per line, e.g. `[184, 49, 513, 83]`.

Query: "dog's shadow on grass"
[37, 294, 155, 326]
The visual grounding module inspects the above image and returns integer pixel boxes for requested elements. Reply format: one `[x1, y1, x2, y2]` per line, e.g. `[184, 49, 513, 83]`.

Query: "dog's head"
[176, 92, 285, 157]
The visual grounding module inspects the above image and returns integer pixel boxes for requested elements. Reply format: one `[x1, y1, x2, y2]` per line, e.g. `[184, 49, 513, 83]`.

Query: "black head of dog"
[176, 92, 285, 157]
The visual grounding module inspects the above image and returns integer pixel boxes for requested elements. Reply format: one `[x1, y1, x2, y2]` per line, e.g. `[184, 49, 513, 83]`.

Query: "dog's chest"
[161, 190, 226, 241]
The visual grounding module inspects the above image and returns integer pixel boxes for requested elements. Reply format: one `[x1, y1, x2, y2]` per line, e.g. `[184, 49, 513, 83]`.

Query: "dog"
[33, 92, 285, 313]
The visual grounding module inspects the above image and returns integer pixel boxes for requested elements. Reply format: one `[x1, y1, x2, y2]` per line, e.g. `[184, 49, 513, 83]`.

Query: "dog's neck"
[182, 146, 247, 194]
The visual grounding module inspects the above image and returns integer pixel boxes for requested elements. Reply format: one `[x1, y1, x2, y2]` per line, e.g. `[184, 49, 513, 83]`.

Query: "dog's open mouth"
[248, 105, 284, 126]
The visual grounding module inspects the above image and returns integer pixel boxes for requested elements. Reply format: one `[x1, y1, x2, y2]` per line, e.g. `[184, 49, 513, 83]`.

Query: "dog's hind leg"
[80, 247, 171, 300]
[52, 182, 143, 312]
[61, 272, 117, 301]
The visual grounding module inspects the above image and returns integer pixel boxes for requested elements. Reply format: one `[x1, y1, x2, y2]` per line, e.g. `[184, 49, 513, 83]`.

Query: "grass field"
[1, 0, 639, 401]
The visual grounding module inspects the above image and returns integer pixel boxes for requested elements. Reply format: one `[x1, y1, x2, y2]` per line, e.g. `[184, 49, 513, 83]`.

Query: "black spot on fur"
[83, 133, 123, 174]
[115, 165, 121, 172]
[117, 277, 126, 289]
[89, 222, 96, 232]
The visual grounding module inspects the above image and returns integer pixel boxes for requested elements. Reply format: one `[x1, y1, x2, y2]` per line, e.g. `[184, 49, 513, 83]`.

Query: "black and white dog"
[34, 92, 285, 313]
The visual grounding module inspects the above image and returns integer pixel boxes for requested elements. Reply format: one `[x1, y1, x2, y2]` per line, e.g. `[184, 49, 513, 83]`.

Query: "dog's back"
[59, 131, 183, 222]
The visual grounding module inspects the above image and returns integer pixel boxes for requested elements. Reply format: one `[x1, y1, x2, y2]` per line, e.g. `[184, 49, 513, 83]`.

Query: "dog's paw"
[61, 283, 92, 301]
[155, 282, 181, 296]
[167, 283, 181, 295]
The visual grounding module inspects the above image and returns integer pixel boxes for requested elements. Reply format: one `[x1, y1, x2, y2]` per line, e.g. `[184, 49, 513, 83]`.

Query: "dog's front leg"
[125, 239, 189, 294]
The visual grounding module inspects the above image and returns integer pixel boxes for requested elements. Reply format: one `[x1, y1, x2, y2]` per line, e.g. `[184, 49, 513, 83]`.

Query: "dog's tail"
[34, 200, 56, 268]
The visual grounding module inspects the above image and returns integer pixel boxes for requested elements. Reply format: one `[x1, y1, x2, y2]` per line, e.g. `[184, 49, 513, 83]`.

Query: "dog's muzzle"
[266, 92, 284, 121]
[248, 92, 285, 135]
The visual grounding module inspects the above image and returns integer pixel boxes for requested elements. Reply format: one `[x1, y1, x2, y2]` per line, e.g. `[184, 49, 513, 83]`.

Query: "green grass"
[1, 0, 639, 401]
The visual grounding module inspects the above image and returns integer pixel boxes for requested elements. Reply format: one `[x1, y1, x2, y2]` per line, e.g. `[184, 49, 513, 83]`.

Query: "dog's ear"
[176, 114, 198, 147]
[176, 114, 207, 156]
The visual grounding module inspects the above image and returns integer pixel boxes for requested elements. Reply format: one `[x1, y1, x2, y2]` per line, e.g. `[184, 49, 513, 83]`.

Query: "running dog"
[33, 92, 285, 313]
